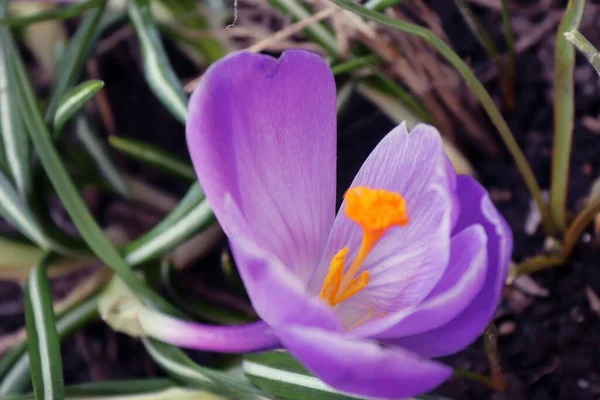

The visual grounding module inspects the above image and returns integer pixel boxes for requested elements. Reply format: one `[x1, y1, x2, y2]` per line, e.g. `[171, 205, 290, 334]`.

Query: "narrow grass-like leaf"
[160, 260, 254, 324]
[8, 34, 179, 315]
[127, 0, 188, 124]
[142, 338, 267, 400]
[124, 199, 214, 265]
[325, 0, 553, 234]
[123, 182, 203, 255]
[109, 136, 195, 180]
[244, 351, 358, 400]
[550, 0, 585, 232]
[45, 0, 108, 124]
[244, 352, 444, 400]
[0, 168, 53, 250]
[267, 0, 338, 57]
[53, 80, 104, 134]
[565, 29, 600, 75]
[454, 0, 514, 107]
[75, 115, 129, 198]
[330, 54, 380, 76]
[0, 0, 101, 26]
[500, 0, 515, 107]
[364, 0, 409, 11]
[0, 12, 31, 198]
[156, 0, 226, 64]
[0, 296, 98, 396]
[363, 71, 432, 123]
[24, 253, 65, 400]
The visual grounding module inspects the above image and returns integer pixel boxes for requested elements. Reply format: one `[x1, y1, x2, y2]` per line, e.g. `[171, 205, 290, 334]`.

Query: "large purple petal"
[308, 124, 454, 327]
[224, 196, 341, 331]
[276, 325, 452, 398]
[186, 50, 337, 284]
[353, 224, 488, 338]
[385, 176, 513, 357]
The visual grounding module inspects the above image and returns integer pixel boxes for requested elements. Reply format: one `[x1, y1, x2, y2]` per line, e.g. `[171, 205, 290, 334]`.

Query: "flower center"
[319, 186, 409, 307]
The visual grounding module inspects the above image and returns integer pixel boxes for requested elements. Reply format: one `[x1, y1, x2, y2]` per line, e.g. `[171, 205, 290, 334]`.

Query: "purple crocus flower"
[174, 50, 513, 398]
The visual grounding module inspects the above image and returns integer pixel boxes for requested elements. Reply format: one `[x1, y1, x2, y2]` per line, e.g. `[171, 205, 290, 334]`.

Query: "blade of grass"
[156, 0, 226, 65]
[0, 168, 55, 251]
[330, 54, 380, 75]
[160, 260, 254, 325]
[550, 0, 585, 232]
[267, 0, 338, 57]
[325, 0, 553, 234]
[141, 338, 267, 400]
[364, 0, 409, 11]
[453, 0, 513, 107]
[500, 0, 515, 108]
[53, 80, 104, 134]
[109, 136, 195, 180]
[122, 182, 202, 252]
[0, 9, 31, 199]
[124, 199, 214, 266]
[565, 28, 600, 76]
[45, 0, 108, 125]
[9, 32, 180, 315]
[1, 0, 102, 26]
[127, 0, 188, 124]
[75, 115, 129, 198]
[0, 296, 98, 396]
[24, 253, 65, 400]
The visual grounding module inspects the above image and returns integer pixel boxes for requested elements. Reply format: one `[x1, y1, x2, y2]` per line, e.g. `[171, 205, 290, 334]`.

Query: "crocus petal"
[385, 176, 513, 357]
[353, 224, 488, 338]
[138, 308, 278, 353]
[275, 325, 452, 398]
[224, 195, 341, 331]
[309, 123, 453, 324]
[186, 50, 337, 284]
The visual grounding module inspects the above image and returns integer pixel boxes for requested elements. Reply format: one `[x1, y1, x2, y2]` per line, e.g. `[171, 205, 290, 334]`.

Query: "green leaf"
[0, 14, 31, 199]
[160, 260, 254, 325]
[155, 0, 226, 65]
[123, 183, 215, 265]
[8, 30, 179, 316]
[127, 0, 188, 124]
[45, 0, 108, 124]
[550, 0, 585, 231]
[244, 351, 357, 400]
[75, 115, 129, 198]
[0, 0, 102, 26]
[0, 296, 99, 396]
[142, 339, 267, 400]
[244, 352, 447, 400]
[0, 167, 53, 250]
[109, 135, 196, 180]
[125, 199, 214, 265]
[53, 80, 104, 134]
[267, 0, 338, 57]
[24, 253, 65, 400]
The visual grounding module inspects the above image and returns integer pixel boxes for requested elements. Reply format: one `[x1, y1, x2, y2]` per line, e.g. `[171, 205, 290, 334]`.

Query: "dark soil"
[2, 1, 600, 399]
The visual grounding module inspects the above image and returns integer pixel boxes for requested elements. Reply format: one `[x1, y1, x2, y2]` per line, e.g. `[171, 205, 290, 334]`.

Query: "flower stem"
[484, 322, 507, 391]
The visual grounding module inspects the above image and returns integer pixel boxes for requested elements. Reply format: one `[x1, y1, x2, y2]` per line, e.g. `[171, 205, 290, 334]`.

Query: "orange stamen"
[319, 186, 409, 308]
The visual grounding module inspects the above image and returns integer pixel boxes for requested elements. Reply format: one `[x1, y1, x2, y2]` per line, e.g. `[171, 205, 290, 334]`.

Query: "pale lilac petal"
[351, 224, 488, 338]
[309, 123, 454, 326]
[186, 50, 337, 284]
[138, 309, 278, 353]
[385, 176, 513, 357]
[224, 196, 341, 331]
[276, 325, 452, 398]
